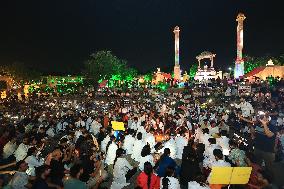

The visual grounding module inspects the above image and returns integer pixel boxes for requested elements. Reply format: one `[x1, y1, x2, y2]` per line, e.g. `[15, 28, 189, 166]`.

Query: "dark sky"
[0, 0, 283, 74]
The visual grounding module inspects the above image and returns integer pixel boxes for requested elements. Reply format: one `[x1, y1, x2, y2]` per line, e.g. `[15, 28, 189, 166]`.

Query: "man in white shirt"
[3, 138, 17, 159]
[56, 120, 68, 133]
[46, 125, 56, 137]
[10, 161, 30, 189]
[208, 121, 219, 137]
[101, 135, 111, 153]
[85, 116, 93, 131]
[175, 133, 188, 159]
[14, 137, 30, 162]
[130, 117, 140, 131]
[90, 118, 102, 136]
[199, 128, 210, 147]
[159, 136, 177, 159]
[235, 98, 254, 118]
[122, 130, 136, 155]
[75, 117, 86, 128]
[216, 130, 230, 155]
[208, 149, 231, 184]
[204, 138, 221, 164]
[144, 129, 156, 153]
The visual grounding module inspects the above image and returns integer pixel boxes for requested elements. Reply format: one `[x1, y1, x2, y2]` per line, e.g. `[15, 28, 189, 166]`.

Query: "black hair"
[213, 149, 223, 160]
[159, 148, 171, 163]
[144, 162, 153, 189]
[25, 146, 37, 160]
[105, 139, 113, 154]
[220, 130, 227, 136]
[113, 148, 124, 168]
[162, 166, 175, 189]
[16, 160, 26, 170]
[70, 164, 83, 178]
[35, 165, 49, 178]
[208, 138, 216, 144]
[141, 145, 151, 157]
[229, 140, 237, 148]
[60, 138, 68, 144]
[202, 128, 209, 134]
[137, 132, 142, 140]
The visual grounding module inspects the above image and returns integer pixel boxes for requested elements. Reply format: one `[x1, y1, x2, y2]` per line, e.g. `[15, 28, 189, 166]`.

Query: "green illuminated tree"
[244, 55, 284, 74]
[189, 63, 198, 78]
[83, 51, 138, 87]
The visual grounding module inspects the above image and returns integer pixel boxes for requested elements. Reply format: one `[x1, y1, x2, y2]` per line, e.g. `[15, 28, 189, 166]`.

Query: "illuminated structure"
[234, 13, 246, 79]
[173, 26, 181, 80]
[245, 59, 284, 82]
[194, 51, 222, 81]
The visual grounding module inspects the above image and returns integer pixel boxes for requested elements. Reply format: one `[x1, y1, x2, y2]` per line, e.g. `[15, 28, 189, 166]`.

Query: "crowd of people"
[0, 79, 284, 189]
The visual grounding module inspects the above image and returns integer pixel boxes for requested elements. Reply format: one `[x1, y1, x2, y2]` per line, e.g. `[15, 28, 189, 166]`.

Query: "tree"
[244, 56, 259, 74]
[0, 62, 41, 82]
[83, 51, 120, 85]
[83, 51, 138, 87]
[244, 54, 284, 74]
[189, 63, 198, 78]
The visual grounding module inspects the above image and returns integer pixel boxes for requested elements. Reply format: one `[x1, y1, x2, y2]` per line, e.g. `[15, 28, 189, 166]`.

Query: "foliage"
[157, 82, 169, 91]
[244, 55, 284, 74]
[189, 63, 198, 78]
[0, 81, 7, 90]
[244, 56, 259, 74]
[83, 51, 138, 86]
[0, 62, 41, 82]
[144, 72, 153, 82]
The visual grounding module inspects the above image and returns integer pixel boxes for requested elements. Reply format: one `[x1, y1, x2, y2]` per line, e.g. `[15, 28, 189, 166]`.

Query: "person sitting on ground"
[160, 166, 180, 189]
[64, 164, 87, 189]
[10, 160, 32, 189]
[137, 162, 160, 189]
[156, 148, 177, 177]
[139, 144, 154, 171]
[110, 148, 136, 189]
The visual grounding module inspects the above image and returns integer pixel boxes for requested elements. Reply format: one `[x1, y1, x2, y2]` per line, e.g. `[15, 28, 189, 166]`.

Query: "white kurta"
[105, 142, 118, 165]
[3, 141, 17, 159]
[14, 143, 30, 162]
[160, 177, 181, 189]
[131, 139, 144, 162]
[138, 155, 154, 171]
[159, 138, 177, 159]
[144, 133, 156, 152]
[25, 155, 44, 176]
[122, 135, 135, 155]
[90, 121, 101, 135]
[188, 181, 210, 189]
[175, 136, 188, 159]
[110, 157, 133, 189]
[217, 136, 230, 154]
[75, 120, 85, 128]
[101, 135, 110, 153]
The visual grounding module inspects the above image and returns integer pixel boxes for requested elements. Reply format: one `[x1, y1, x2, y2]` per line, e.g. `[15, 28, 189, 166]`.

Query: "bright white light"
[258, 111, 265, 115]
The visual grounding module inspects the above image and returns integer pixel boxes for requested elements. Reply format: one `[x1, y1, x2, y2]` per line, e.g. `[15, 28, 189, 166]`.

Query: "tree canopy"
[189, 63, 198, 78]
[83, 51, 138, 86]
[244, 54, 284, 74]
[0, 62, 41, 82]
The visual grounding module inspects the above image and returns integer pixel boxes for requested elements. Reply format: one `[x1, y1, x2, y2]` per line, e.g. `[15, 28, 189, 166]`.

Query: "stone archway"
[196, 51, 216, 69]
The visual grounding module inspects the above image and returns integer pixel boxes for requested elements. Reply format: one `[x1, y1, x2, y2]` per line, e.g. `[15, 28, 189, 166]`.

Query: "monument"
[194, 51, 222, 81]
[234, 13, 246, 79]
[173, 26, 181, 80]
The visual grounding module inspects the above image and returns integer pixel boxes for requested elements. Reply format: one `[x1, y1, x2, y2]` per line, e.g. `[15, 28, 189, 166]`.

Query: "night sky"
[0, 0, 283, 74]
